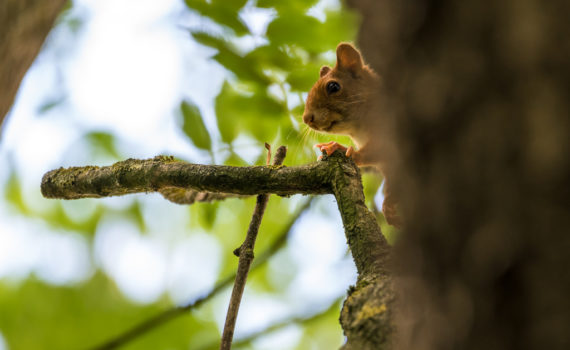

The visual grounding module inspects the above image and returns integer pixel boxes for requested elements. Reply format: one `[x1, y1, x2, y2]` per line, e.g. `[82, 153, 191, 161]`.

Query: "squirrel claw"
[314, 141, 335, 149]
[315, 141, 348, 156]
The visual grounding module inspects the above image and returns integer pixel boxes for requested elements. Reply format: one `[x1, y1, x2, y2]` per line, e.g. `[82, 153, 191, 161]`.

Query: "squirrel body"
[303, 43, 401, 227]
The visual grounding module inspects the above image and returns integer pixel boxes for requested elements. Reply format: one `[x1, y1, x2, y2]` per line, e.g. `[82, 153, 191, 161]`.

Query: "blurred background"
[0, 0, 396, 349]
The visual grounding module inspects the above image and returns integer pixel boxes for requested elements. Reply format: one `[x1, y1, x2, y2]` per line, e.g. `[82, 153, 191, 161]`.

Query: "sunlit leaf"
[196, 202, 219, 230]
[184, 0, 249, 35]
[297, 300, 345, 350]
[291, 104, 305, 119]
[45, 202, 102, 236]
[191, 32, 270, 85]
[244, 44, 301, 71]
[224, 151, 249, 166]
[215, 81, 287, 144]
[0, 273, 215, 350]
[213, 51, 271, 85]
[318, 9, 360, 48]
[125, 200, 146, 233]
[287, 62, 322, 92]
[215, 81, 241, 143]
[257, 0, 319, 12]
[180, 100, 212, 151]
[4, 171, 28, 215]
[85, 131, 120, 158]
[266, 14, 324, 53]
[265, 7, 359, 54]
[212, 0, 248, 12]
[190, 31, 228, 49]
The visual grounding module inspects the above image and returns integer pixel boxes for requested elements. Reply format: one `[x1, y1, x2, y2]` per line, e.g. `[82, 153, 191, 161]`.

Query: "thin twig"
[89, 191, 311, 350]
[220, 145, 287, 350]
[197, 297, 343, 350]
[89, 277, 231, 350]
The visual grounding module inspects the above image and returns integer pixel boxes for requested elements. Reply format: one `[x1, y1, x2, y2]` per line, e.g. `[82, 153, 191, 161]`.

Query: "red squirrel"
[303, 42, 401, 227]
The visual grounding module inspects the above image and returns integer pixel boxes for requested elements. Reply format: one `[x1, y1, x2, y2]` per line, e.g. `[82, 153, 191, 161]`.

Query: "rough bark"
[0, 0, 67, 127]
[326, 155, 394, 349]
[349, 0, 570, 349]
[41, 156, 332, 200]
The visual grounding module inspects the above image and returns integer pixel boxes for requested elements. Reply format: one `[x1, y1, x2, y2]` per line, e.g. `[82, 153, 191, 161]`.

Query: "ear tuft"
[336, 43, 363, 74]
[320, 66, 331, 77]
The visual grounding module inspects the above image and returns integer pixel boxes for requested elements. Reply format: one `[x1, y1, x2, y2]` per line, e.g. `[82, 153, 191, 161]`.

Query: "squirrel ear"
[320, 66, 331, 77]
[336, 43, 363, 75]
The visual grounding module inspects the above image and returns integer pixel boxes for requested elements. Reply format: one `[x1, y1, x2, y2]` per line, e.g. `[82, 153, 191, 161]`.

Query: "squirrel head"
[302, 43, 379, 140]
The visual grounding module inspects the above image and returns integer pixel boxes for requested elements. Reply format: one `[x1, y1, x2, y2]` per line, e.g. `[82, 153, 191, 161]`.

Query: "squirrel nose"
[303, 113, 314, 125]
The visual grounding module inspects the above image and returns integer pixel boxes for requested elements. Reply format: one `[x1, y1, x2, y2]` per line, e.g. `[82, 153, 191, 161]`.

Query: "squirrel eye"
[326, 81, 341, 95]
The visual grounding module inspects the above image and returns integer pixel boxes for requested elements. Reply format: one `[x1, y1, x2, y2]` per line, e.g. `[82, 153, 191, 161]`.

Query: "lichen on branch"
[41, 155, 332, 200]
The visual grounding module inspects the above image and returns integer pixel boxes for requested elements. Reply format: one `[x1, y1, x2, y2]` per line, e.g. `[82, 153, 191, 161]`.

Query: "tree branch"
[41, 156, 332, 200]
[42, 152, 394, 349]
[220, 145, 287, 350]
[325, 155, 395, 350]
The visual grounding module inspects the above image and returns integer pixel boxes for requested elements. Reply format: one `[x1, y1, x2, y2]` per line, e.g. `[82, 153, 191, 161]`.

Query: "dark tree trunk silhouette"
[0, 0, 66, 127]
[348, 0, 570, 349]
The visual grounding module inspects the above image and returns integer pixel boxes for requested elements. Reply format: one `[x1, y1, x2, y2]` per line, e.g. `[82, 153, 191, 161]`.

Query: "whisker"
[293, 126, 312, 164]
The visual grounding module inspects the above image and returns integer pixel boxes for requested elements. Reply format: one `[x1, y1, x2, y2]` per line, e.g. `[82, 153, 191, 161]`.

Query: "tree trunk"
[348, 0, 570, 349]
[0, 0, 67, 127]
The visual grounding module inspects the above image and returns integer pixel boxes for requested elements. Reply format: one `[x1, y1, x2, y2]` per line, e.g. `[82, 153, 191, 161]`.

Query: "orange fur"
[303, 43, 401, 227]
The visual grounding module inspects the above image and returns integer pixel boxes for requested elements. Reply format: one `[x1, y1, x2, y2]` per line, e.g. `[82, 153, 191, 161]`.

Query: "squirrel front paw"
[315, 142, 353, 158]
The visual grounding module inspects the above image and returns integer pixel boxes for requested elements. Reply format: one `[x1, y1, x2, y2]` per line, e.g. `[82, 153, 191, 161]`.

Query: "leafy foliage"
[0, 1, 371, 349]
[180, 100, 212, 152]
[187, 0, 359, 166]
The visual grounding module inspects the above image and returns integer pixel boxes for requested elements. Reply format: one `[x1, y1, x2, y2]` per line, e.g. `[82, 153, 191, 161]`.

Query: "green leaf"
[318, 9, 360, 48]
[212, 0, 248, 12]
[185, 0, 249, 35]
[190, 31, 228, 49]
[244, 44, 301, 71]
[265, 7, 359, 54]
[198, 202, 219, 230]
[191, 32, 271, 85]
[213, 50, 271, 85]
[224, 151, 249, 166]
[4, 171, 28, 215]
[215, 82, 287, 144]
[291, 104, 305, 119]
[180, 100, 212, 151]
[257, 0, 319, 12]
[45, 202, 102, 236]
[125, 200, 147, 233]
[85, 131, 120, 158]
[287, 62, 322, 92]
[266, 14, 324, 53]
[0, 273, 214, 350]
[215, 81, 241, 143]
